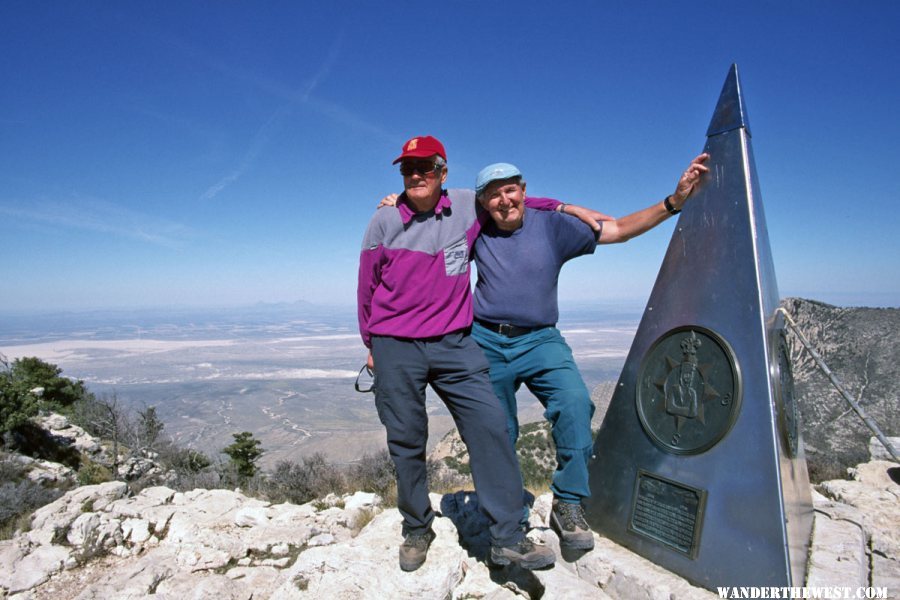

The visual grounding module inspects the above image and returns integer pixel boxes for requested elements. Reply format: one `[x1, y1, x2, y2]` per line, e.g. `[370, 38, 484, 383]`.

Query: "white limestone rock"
[5, 455, 898, 599]
[106, 486, 176, 537]
[27, 481, 127, 546]
[121, 517, 152, 544]
[818, 459, 900, 594]
[343, 491, 380, 511]
[868, 436, 900, 462]
[275, 511, 467, 599]
[270, 501, 318, 522]
[41, 413, 69, 430]
[14, 455, 75, 484]
[222, 565, 284, 598]
[0, 540, 29, 590]
[318, 493, 343, 508]
[153, 571, 253, 598]
[308, 533, 335, 547]
[120, 456, 162, 481]
[234, 505, 271, 527]
[70, 552, 178, 599]
[588, 536, 717, 600]
[66, 512, 101, 548]
[35, 413, 102, 455]
[7, 544, 71, 593]
[805, 509, 867, 588]
[450, 559, 521, 600]
[872, 552, 900, 592]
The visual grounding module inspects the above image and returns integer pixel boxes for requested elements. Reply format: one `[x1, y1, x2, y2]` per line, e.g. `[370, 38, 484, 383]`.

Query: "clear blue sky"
[2, 1, 898, 312]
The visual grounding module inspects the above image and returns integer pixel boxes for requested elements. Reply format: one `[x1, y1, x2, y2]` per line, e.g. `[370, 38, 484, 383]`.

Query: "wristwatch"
[664, 195, 681, 215]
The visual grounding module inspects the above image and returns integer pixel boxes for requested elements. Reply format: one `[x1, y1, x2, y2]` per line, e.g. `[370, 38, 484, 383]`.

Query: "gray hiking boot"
[550, 499, 594, 550]
[399, 528, 436, 572]
[490, 537, 556, 570]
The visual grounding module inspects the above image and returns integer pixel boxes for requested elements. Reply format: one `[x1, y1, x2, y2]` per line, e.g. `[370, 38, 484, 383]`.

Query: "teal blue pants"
[472, 322, 595, 503]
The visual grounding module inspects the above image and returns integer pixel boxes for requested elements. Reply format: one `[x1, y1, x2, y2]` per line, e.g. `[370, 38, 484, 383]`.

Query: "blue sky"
[2, 1, 898, 313]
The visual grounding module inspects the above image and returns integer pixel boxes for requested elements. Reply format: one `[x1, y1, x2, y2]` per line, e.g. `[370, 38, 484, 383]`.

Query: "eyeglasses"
[354, 364, 375, 393]
[399, 161, 442, 177]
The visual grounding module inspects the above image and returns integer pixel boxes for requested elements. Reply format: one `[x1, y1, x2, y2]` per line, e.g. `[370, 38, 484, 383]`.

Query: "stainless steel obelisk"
[584, 64, 813, 590]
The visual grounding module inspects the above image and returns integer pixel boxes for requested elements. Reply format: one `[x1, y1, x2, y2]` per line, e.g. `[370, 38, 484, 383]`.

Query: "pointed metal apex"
[706, 64, 751, 137]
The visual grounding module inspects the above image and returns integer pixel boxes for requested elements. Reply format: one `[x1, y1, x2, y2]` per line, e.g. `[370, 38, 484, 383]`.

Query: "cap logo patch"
[407, 139, 418, 151]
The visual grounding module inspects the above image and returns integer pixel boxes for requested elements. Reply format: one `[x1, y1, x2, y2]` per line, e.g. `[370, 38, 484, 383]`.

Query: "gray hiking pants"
[371, 330, 526, 547]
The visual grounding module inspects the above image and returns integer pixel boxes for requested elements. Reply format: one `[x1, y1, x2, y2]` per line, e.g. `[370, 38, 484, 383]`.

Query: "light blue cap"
[475, 163, 522, 196]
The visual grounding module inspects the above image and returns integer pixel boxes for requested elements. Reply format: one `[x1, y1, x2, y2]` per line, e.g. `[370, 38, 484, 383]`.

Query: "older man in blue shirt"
[471, 155, 708, 550]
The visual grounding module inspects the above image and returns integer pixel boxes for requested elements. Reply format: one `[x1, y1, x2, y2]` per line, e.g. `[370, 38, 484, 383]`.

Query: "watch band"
[664, 195, 681, 215]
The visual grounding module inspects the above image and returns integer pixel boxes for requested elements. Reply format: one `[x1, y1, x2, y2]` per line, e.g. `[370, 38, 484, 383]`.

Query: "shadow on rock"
[439, 490, 492, 561]
[559, 544, 591, 563]
[488, 563, 546, 599]
[439, 490, 551, 597]
[888, 466, 900, 485]
[438, 489, 537, 559]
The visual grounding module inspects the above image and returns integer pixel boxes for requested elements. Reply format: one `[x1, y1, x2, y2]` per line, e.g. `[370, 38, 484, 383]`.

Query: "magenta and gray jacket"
[357, 189, 560, 348]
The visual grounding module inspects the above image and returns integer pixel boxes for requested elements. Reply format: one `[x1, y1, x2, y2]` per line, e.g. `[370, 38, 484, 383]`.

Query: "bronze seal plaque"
[636, 326, 741, 455]
[772, 323, 799, 457]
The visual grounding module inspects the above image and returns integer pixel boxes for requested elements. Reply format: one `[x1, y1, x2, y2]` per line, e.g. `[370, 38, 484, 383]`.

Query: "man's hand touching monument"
[668, 153, 710, 211]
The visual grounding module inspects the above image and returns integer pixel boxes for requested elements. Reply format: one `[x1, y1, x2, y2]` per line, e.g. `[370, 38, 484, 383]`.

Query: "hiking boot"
[399, 529, 436, 572]
[490, 537, 556, 570]
[550, 499, 594, 550]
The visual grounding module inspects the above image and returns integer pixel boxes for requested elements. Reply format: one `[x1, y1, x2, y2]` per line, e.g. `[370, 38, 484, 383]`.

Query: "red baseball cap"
[392, 135, 447, 164]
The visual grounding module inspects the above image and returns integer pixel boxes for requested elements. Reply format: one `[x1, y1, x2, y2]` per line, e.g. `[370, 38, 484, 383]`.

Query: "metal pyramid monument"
[584, 64, 813, 589]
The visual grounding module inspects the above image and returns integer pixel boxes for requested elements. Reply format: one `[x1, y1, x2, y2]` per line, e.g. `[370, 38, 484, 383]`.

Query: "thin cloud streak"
[160, 29, 397, 202]
[199, 105, 291, 201]
[0, 197, 195, 249]
[199, 34, 347, 201]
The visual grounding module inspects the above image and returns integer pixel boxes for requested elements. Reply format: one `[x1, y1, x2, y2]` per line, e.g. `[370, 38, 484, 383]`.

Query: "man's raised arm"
[597, 153, 709, 244]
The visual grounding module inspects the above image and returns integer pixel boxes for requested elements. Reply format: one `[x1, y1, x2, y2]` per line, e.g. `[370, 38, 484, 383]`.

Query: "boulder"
[14, 455, 75, 484]
[868, 436, 900, 463]
[35, 413, 103, 455]
[817, 458, 900, 594]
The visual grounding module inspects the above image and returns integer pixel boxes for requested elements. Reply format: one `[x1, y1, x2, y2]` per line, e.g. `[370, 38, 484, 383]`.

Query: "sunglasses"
[354, 364, 375, 393]
[399, 161, 442, 177]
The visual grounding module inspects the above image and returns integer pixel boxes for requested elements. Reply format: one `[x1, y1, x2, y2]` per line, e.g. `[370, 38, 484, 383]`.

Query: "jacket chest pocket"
[443, 236, 468, 276]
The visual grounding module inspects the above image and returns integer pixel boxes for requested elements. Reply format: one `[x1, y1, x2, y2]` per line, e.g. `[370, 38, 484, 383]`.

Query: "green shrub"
[0, 479, 65, 540]
[77, 460, 112, 486]
[348, 451, 395, 497]
[265, 453, 346, 504]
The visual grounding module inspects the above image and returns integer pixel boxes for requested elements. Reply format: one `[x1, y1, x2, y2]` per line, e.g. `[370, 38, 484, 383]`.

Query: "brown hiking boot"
[490, 537, 556, 570]
[399, 529, 436, 572]
[550, 499, 594, 550]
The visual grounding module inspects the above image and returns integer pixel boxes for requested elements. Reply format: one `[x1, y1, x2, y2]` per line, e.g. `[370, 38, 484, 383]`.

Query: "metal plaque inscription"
[629, 471, 706, 558]
[636, 326, 741, 455]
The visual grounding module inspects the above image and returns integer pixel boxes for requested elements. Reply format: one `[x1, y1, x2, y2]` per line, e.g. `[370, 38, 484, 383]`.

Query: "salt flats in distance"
[0, 302, 639, 467]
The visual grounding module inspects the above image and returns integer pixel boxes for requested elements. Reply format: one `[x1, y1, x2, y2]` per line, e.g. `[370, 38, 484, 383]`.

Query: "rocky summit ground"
[2, 440, 897, 599]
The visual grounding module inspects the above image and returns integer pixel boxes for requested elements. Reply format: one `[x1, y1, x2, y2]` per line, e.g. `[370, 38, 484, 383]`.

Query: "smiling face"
[400, 156, 447, 212]
[478, 177, 526, 231]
